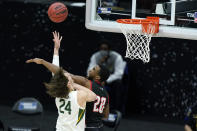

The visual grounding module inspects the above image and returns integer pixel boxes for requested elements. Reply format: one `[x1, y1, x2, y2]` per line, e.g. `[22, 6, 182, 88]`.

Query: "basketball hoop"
[116, 17, 159, 63]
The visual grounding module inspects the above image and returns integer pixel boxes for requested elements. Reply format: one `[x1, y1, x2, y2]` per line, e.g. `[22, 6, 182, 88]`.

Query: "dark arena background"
[0, 0, 196, 131]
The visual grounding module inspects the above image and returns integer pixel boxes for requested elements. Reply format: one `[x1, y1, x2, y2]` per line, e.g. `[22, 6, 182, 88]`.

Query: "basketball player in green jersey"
[26, 32, 97, 131]
[29, 65, 96, 131]
[26, 31, 110, 131]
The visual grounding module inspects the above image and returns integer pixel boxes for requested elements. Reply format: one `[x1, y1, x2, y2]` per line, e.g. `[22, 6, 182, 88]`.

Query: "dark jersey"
[185, 105, 197, 131]
[86, 80, 109, 127]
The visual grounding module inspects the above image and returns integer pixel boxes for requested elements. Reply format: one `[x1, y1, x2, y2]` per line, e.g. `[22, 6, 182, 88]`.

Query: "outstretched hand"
[26, 58, 43, 64]
[52, 31, 62, 50]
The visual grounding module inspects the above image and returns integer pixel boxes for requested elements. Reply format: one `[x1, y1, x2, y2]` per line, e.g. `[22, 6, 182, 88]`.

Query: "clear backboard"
[85, 0, 197, 40]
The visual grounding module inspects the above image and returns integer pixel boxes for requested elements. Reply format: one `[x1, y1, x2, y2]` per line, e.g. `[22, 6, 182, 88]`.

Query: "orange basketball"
[48, 2, 68, 23]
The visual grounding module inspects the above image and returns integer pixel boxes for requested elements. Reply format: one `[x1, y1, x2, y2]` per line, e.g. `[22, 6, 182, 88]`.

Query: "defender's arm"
[26, 58, 91, 89]
[102, 103, 109, 119]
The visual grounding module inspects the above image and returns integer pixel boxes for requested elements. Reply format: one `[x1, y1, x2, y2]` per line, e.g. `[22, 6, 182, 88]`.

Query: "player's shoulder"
[92, 81, 106, 92]
[96, 84, 108, 96]
[92, 51, 101, 56]
[77, 90, 87, 99]
[111, 50, 120, 55]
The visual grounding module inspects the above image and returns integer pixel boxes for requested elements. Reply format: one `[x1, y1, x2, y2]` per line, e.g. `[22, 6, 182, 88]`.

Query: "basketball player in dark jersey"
[26, 59, 110, 131]
[85, 66, 110, 131]
[184, 103, 197, 131]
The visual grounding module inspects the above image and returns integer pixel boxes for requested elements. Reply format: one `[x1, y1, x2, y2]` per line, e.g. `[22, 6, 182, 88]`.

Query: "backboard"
[85, 0, 197, 40]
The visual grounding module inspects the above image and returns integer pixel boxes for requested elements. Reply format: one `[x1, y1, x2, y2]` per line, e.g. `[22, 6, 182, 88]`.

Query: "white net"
[119, 22, 157, 63]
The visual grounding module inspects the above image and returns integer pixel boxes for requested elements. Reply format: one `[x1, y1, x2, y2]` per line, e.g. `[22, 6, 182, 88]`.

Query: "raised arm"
[52, 31, 62, 76]
[26, 58, 60, 73]
[26, 58, 91, 89]
[64, 72, 96, 103]
[73, 83, 96, 102]
[102, 103, 109, 119]
[74, 83, 96, 108]
[52, 31, 62, 57]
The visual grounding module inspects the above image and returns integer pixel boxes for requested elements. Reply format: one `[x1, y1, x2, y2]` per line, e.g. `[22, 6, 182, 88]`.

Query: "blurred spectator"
[87, 41, 127, 115]
[184, 103, 197, 131]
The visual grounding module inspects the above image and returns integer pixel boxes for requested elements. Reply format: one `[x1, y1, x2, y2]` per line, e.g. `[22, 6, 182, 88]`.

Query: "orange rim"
[116, 17, 159, 24]
[116, 19, 159, 24]
[116, 17, 159, 34]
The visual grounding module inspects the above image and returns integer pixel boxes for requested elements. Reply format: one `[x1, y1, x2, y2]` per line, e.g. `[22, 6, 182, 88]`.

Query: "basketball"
[48, 2, 68, 23]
